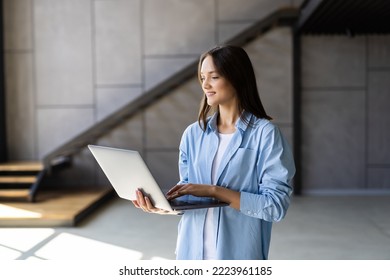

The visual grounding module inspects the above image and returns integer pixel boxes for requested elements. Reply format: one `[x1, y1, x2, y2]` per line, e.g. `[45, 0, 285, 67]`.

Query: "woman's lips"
[205, 91, 216, 97]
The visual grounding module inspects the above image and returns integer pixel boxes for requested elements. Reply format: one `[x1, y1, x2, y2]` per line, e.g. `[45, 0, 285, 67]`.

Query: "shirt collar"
[206, 111, 253, 134]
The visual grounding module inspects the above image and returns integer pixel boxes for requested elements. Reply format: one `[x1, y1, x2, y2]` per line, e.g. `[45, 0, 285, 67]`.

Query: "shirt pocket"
[222, 148, 258, 191]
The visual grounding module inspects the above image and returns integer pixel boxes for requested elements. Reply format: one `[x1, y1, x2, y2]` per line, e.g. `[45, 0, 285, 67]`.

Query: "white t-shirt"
[203, 132, 234, 260]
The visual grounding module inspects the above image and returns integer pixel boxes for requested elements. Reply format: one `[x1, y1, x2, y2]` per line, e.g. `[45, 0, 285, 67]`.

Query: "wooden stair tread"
[0, 189, 113, 226]
[0, 189, 30, 197]
[0, 161, 44, 172]
[0, 176, 37, 184]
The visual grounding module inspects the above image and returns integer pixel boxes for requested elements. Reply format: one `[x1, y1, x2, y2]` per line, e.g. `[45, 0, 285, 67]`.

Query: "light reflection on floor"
[0, 228, 54, 259]
[1, 196, 390, 260]
[0, 198, 179, 260]
[0, 228, 168, 260]
[0, 204, 42, 219]
[35, 232, 144, 260]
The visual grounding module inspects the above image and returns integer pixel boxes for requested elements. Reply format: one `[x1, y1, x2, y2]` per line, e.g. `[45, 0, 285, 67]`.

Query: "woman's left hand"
[166, 184, 216, 200]
[166, 183, 241, 210]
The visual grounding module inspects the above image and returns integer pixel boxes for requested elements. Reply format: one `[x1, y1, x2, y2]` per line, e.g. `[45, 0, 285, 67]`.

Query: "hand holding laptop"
[132, 188, 182, 215]
[88, 145, 228, 214]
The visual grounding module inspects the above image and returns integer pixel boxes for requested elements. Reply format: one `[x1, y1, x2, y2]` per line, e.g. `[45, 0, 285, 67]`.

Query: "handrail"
[43, 7, 299, 170]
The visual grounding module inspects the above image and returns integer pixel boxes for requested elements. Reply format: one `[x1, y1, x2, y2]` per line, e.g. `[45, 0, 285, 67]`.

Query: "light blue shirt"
[175, 111, 295, 260]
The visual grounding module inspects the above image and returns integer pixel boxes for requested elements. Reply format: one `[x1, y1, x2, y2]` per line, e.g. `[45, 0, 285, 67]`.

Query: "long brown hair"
[197, 45, 271, 130]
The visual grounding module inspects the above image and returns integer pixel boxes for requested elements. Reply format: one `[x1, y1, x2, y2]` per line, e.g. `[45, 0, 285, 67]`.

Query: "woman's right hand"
[131, 189, 180, 215]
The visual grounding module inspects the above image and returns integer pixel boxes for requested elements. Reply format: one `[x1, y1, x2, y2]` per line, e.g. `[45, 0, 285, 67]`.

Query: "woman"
[133, 45, 295, 260]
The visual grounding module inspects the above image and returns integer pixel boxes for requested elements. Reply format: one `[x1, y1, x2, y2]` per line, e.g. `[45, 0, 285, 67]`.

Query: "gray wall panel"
[3, 0, 33, 51]
[144, 57, 196, 91]
[34, 0, 93, 106]
[5, 53, 36, 160]
[368, 168, 390, 189]
[96, 87, 143, 121]
[217, 0, 290, 21]
[145, 79, 200, 149]
[368, 71, 390, 165]
[218, 22, 252, 43]
[368, 36, 390, 68]
[302, 36, 366, 88]
[246, 28, 293, 124]
[146, 151, 180, 193]
[37, 108, 94, 158]
[94, 0, 142, 86]
[302, 89, 365, 190]
[144, 0, 215, 55]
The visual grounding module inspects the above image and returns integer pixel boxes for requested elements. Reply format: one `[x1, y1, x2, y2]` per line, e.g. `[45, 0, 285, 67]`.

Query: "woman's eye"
[212, 76, 219, 79]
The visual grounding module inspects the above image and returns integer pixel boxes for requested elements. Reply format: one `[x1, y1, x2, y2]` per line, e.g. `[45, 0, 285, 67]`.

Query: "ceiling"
[298, 0, 390, 35]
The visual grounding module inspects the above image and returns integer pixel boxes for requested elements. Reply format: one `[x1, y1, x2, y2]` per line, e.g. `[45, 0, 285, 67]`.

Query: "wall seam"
[96, 84, 143, 89]
[91, 0, 97, 124]
[302, 86, 366, 91]
[215, 0, 219, 43]
[364, 35, 369, 189]
[140, 0, 145, 93]
[140, 0, 147, 159]
[31, 0, 39, 160]
[90, 0, 99, 186]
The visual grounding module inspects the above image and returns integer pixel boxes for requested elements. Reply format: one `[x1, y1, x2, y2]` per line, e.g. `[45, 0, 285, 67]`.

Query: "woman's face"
[200, 55, 237, 108]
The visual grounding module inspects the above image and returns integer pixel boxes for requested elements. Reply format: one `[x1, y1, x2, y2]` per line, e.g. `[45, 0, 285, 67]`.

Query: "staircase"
[0, 161, 46, 202]
[1, 7, 299, 202]
[42, 7, 299, 170]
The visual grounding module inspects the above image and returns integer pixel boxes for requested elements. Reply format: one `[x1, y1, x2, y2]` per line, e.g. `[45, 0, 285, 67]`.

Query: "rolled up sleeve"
[240, 124, 295, 222]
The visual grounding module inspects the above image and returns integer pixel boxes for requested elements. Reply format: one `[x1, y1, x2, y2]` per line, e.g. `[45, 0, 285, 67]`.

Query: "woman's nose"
[202, 79, 211, 89]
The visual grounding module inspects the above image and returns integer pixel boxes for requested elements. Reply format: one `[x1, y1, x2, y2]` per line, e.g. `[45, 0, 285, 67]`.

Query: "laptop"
[88, 145, 228, 214]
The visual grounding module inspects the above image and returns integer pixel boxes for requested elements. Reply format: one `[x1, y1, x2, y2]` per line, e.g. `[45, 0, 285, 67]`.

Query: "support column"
[292, 28, 301, 195]
[0, 0, 7, 162]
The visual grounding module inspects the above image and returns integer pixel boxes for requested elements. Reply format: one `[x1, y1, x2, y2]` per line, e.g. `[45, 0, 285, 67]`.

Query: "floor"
[0, 189, 112, 227]
[0, 195, 389, 260]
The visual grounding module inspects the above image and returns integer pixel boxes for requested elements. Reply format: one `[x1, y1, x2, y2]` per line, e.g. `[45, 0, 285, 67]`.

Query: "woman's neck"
[217, 107, 240, 134]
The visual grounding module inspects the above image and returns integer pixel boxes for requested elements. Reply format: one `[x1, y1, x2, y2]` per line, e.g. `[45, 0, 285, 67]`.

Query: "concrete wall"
[4, 0, 388, 193]
[3, 0, 294, 160]
[43, 27, 294, 190]
[3, 0, 296, 189]
[301, 35, 390, 194]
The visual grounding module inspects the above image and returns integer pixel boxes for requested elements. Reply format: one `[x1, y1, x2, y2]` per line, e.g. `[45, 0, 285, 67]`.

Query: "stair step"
[0, 161, 44, 172]
[0, 176, 37, 184]
[0, 189, 30, 198]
